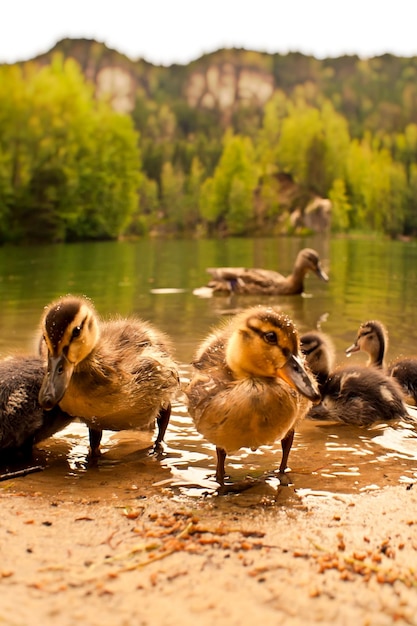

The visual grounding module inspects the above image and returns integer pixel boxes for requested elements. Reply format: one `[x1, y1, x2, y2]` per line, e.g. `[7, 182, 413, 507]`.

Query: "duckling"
[185, 306, 320, 489]
[345, 320, 387, 368]
[38, 295, 179, 457]
[346, 320, 417, 405]
[194, 248, 328, 296]
[299, 330, 336, 392]
[301, 331, 408, 425]
[0, 355, 72, 461]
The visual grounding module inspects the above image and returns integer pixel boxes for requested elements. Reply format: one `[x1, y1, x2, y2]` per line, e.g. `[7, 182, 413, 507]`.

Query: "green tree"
[0, 55, 141, 242]
[269, 99, 350, 196]
[328, 178, 351, 232]
[346, 135, 406, 234]
[160, 161, 185, 230]
[199, 132, 258, 234]
[183, 156, 205, 231]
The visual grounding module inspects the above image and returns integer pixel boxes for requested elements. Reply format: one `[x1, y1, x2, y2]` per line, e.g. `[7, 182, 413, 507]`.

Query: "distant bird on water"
[185, 305, 320, 490]
[38, 295, 179, 457]
[193, 248, 329, 297]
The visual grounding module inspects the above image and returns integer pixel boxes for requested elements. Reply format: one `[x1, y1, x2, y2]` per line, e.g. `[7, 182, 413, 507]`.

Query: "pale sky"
[2, 0, 417, 66]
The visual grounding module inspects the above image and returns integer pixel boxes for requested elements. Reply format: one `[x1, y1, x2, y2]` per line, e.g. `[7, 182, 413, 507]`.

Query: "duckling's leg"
[277, 428, 294, 486]
[88, 428, 102, 459]
[215, 447, 227, 486]
[153, 403, 171, 453]
[215, 447, 260, 495]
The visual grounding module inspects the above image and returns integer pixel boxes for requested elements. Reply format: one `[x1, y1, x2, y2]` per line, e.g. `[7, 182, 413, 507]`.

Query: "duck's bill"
[316, 265, 329, 282]
[277, 354, 320, 401]
[38, 355, 74, 410]
[345, 343, 360, 357]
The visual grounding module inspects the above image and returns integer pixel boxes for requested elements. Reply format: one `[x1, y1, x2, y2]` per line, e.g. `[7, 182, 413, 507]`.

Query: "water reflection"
[3, 394, 417, 502]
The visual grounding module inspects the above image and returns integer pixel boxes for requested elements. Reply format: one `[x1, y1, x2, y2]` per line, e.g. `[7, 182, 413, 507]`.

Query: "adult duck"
[185, 306, 320, 490]
[194, 248, 328, 296]
[301, 331, 408, 425]
[38, 295, 179, 457]
[346, 320, 417, 405]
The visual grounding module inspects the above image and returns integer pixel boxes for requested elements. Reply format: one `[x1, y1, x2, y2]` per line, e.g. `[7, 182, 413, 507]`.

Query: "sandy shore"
[1, 478, 417, 626]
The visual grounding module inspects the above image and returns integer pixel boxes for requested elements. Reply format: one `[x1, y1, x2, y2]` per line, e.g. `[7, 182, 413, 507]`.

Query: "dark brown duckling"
[38, 295, 180, 457]
[185, 306, 320, 490]
[0, 355, 72, 462]
[346, 320, 417, 406]
[301, 331, 408, 426]
[194, 248, 328, 296]
[298, 330, 336, 392]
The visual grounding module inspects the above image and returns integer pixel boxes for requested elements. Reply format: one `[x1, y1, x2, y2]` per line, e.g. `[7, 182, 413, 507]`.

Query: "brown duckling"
[194, 248, 328, 296]
[0, 355, 72, 461]
[38, 295, 179, 457]
[185, 306, 320, 489]
[345, 320, 388, 368]
[346, 320, 417, 406]
[301, 331, 408, 425]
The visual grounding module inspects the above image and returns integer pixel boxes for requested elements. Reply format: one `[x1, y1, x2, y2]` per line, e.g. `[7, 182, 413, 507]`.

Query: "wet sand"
[1, 484, 417, 626]
[1, 429, 417, 626]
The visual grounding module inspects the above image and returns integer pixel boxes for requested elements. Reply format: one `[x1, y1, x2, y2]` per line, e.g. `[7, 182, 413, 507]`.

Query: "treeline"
[1, 46, 417, 242]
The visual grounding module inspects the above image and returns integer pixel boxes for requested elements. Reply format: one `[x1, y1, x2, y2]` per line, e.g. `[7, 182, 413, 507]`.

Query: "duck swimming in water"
[346, 320, 417, 406]
[38, 295, 179, 457]
[193, 248, 329, 296]
[0, 355, 72, 461]
[301, 331, 408, 426]
[185, 306, 320, 490]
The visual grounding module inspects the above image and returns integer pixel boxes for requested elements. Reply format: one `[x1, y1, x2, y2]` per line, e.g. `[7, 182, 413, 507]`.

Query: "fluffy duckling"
[194, 248, 328, 296]
[0, 356, 72, 460]
[346, 320, 417, 405]
[185, 306, 320, 489]
[345, 320, 388, 368]
[301, 331, 408, 425]
[38, 295, 179, 456]
[299, 330, 336, 392]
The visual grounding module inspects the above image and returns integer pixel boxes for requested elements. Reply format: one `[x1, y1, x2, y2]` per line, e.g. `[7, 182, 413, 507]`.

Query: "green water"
[2, 235, 417, 362]
[1, 235, 417, 500]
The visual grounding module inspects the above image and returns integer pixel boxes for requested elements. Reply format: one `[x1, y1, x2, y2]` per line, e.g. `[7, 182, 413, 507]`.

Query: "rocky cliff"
[26, 39, 333, 119]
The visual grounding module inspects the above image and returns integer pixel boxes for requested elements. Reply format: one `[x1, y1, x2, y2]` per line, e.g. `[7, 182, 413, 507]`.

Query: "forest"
[1, 39, 417, 243]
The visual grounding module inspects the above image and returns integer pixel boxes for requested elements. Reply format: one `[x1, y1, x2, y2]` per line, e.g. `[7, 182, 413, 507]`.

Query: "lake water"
[1, 235, 417, 503]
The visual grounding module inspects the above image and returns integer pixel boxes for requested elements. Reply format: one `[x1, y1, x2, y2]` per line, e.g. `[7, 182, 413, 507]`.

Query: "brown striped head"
[346, 320, 388, 368]
[225, 306, 320, 401]
[39, 296, 99, 409]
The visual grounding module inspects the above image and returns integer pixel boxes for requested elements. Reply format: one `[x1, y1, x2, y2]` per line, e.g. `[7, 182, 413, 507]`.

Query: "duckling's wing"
[323, 366, 408, 425]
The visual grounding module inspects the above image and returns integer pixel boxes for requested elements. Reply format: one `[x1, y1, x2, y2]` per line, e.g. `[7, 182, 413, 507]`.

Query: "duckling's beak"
[345, 342, 359, 357]
[277, 354, 321, 401]
[315, 264, 329, 282]
[38, 355, 74, 410]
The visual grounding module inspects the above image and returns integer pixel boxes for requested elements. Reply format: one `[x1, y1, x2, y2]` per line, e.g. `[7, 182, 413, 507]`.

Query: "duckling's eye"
[263, 331, 277, 345]
[72, 326, 82, 339]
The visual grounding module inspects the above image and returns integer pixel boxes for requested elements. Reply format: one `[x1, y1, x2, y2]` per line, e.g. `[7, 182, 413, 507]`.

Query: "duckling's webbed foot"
[88, 428, 103, 461]
[217, 476, 262, 495]
[214, 447, 261, 494]
[152, 403, 171, 454]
